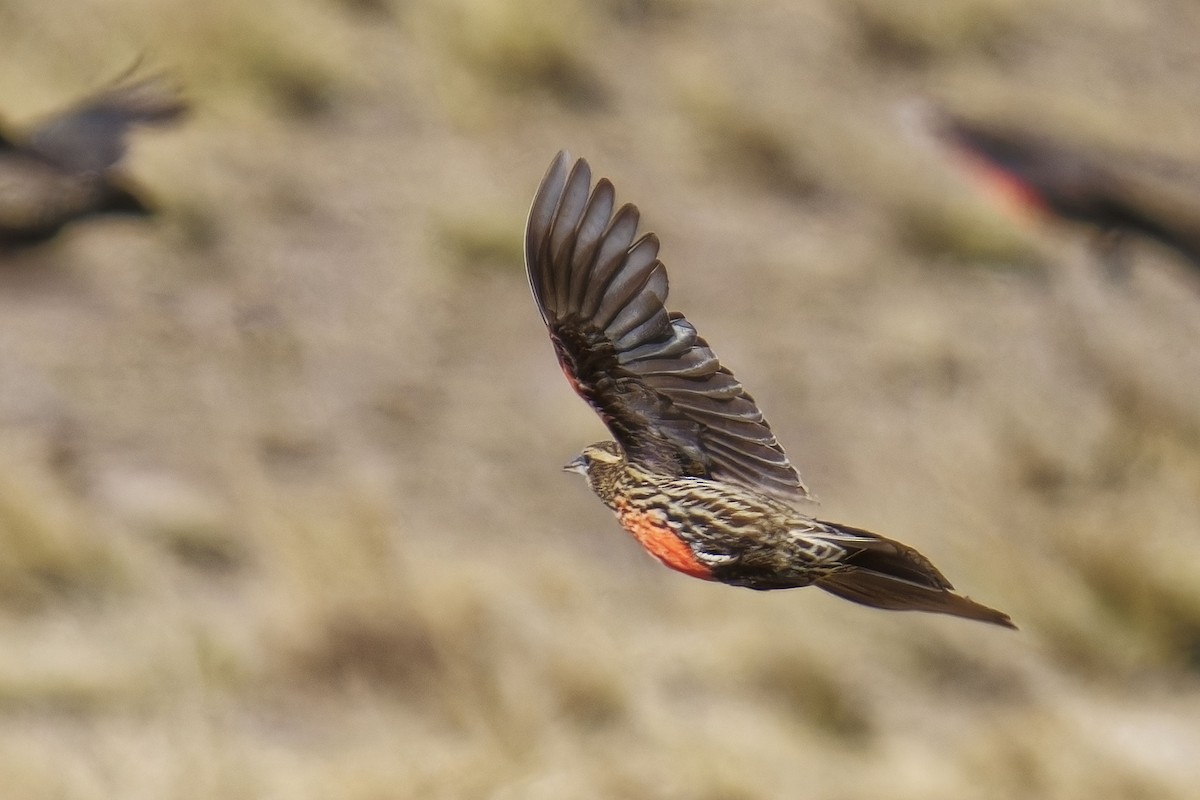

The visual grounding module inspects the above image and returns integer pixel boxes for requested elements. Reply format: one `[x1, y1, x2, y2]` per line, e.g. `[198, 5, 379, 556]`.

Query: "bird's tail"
[813, 522, 1015, 629]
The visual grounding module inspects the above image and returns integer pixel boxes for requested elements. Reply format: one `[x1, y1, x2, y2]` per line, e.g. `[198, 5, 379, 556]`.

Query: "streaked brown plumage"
[0, 75, 186, 248]
[527, 152, 1014, 628]
[930, 108, 1200, 273]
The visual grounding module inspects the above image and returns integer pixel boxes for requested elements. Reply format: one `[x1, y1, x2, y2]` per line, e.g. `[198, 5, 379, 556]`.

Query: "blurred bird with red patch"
[526, 152, 1014, 628]
[928, 107, 1200, 276]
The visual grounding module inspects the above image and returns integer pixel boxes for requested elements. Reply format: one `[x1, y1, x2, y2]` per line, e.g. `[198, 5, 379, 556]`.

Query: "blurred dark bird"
[0, 75, 187, 248]
[526, 151, 1014, 628]
[929, 108, 1200, 275]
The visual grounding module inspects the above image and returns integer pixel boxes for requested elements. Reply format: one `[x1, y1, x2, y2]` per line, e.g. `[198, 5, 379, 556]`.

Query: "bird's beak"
[562, 455, 588, 476]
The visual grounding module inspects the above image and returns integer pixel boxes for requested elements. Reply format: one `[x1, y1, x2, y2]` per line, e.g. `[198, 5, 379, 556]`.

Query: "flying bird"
[0, 75, 187, 248]
[525, 151, 1014, 628]
[929, 108, 1200, 274]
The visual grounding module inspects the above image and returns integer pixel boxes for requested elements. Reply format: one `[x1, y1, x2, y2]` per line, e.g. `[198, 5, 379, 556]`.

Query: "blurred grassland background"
[1, 0, 1200, 797]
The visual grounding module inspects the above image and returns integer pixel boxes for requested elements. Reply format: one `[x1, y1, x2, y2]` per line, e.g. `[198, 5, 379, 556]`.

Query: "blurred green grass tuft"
[416, 0, 609, 114]
[0, 462, 128, 612]
[434, 211, 526, 274]
[679, 84, 822, 200]
[747, 650, 874, 742]
[847, 0, 1026, 67]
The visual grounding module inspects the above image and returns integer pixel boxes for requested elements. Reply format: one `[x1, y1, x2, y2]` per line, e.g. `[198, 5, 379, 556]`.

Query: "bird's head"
[563, 441, 625, 500]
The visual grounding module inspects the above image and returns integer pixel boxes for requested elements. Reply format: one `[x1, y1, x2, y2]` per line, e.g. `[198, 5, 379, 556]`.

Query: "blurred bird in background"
[0, 73, 187, 250]
[526, 151, 1014, 628]
[928, 106, 1200, 278]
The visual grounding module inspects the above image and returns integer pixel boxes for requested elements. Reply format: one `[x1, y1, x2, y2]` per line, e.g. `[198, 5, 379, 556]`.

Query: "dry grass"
[1, 0, 1199, 797]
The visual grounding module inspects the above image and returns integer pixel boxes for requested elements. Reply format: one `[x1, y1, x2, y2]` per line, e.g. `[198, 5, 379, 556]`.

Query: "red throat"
[613, 500, 714, 580]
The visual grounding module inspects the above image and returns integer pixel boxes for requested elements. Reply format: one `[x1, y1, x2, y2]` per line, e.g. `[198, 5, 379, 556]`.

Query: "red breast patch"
[614, 502, 714, 580]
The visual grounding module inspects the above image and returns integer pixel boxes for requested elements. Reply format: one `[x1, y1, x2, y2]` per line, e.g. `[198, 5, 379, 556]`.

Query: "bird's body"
[568, 442, 1011, 625]
[526, 152, 1013, 628]
[0, 75, 186, 248]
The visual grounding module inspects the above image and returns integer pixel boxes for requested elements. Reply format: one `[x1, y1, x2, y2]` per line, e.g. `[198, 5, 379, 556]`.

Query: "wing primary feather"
[592, 235, 664, 330]
[526, 151, 571, 323]
[568, 179, 616, 312]
[607, 261, 668, 343]
[550, 159, 593, 315]
[580, 204, 640, 319]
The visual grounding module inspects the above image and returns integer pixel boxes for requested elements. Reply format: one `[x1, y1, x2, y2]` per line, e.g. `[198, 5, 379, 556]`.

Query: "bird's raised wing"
[525, 151, 810, 501]
[27, 76, 187, 174]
